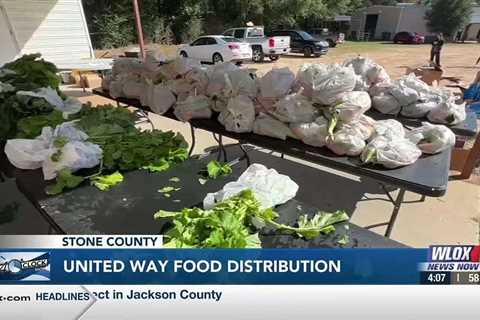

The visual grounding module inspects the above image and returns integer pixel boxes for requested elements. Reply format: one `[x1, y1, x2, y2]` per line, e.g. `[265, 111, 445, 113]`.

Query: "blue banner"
[0, 249, 428, 285]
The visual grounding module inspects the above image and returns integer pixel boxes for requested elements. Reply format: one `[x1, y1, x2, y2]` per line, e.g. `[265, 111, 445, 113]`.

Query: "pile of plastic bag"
[104, 53, 459, 168]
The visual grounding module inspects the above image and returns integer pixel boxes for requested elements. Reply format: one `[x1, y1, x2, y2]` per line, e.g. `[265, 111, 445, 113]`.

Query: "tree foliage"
[425, 0, 474, 36]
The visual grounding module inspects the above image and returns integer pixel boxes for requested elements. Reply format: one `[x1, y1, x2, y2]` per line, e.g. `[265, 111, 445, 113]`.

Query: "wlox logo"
[428, 245, 480, 262]
[0, 252, 50, 281]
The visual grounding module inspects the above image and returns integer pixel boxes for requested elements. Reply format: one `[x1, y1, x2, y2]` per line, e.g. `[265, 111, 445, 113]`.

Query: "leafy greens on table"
[154, 189, 349, 248]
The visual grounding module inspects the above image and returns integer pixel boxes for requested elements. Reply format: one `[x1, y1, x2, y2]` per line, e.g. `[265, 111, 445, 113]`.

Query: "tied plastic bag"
[210, 96, 229, 112]
[389, 85, 419, 106]
[218, 95, 256, 133]
[311, 64, 356, 105]
[371, 119, 405, 140]
[339, 115, 376, 141]
[203, 163, 299, 210]
[4, 131, 52, 170]
[253, 113, 295, 140]
[399, 73, 432, 97]
[427, 100, 466, 125]
[184, 67, 209, 95]
[372, 93, 401, 115]
[166, 78, 194, 102]
[42, 141, 103, 180]
[53, 122, 89, 142]
[366, 64, 390, 85]
[17, 87, 64, 109]
[342, 56, 387, 90]
[330, 91, 371, 122]
[369, 82, 393, 97]
[174, 95, 212, 122]
[206, 62, 239, 97]
[406, 122, 456, 154]
[361, 136, 422, 169]
[112, 58, 144, 77]
[327, 127, 366, 156]
[271, 91, 317, 123]
[290, 117, 329, 147]
[295, 64, 329, 98]
[224, 69, 257, 97]
[259, 67, 295, 98]
[141, 83, 176, 115]
[401, 101, 437, 118]
[158, 57, 200, 80]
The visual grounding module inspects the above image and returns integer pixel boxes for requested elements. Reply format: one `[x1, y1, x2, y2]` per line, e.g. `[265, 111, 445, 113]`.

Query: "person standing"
[430, 33, 444, 69]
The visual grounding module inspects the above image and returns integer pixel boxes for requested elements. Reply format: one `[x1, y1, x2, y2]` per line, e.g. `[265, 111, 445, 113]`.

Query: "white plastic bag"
[203, 163, 299, 210]
[112, 58, 143, 77]
[166, 78, 193, 102]
[224, 69, 257, 97]
[289, 117, 329, 147]
[311, 65, 356, 105]
[206, 62, 239, 97]
[400, 101, 437, 118]
[218, 95, 256, 133]
[372, 93, 401, 115]
[259, 67, 295, 98]
[4, 129, 52, 169]
[361, 136, 422, 169]
[253, 113, 294, 140]
[389, 85, 419, 106]
[185, 67, 209, 95]
[330, 91, 371, 122]
[17, 87, 64, 109]
[339, 115, 376, 141]
[406, 122, 456, 154]
[141, 83, 176, 115]
[42, 141, 103, 180]
[174, 95, 212, 122]
[158, 57, 200, 80]
[427, 100, 466, 125]
[295, 63, 329, 98]
[371, 119, 405, 140]
[271, 91, 317, 123]
[327, 127, 366, 156]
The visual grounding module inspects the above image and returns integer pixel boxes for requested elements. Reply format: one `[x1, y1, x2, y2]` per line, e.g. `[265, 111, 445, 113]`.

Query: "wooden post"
[132, 0, 146, 60]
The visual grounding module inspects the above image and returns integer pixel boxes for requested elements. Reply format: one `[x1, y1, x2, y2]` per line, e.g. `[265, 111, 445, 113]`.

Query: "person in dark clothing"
[430, 33, 444, 69]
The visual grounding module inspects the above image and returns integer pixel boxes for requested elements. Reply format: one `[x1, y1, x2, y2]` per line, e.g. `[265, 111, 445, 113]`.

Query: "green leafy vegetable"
[154, 190, 349, 248]
[46, 169, 85, 195]
[158, 186, 180, 193]
[90, 171, 124, 191]
[16, 110, 66, 139]
[337, 234, 350, 246]
[206, 160, 232, 179]
[270, 211, 350, 240]
[169, 177, 180, 183]
[154, 190, 272, 248]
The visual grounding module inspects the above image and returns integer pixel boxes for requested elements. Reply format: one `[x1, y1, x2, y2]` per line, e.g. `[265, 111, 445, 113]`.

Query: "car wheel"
[252, 46, 264, 63]
[303, 46, 313, 57]
[212, 53, 223, 64]
[269, 55, 279, 61]
[180, 51, 188, 58]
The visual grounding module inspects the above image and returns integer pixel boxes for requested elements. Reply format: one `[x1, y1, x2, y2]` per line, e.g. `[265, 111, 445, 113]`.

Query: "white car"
[179, 35, 252, 64]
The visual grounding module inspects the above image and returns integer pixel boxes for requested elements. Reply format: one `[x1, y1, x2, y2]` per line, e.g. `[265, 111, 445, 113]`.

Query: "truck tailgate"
[270, 36, 290, 49]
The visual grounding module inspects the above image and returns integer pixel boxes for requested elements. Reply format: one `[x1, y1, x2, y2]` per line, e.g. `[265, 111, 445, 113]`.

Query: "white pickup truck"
[223, 26, 290, 62]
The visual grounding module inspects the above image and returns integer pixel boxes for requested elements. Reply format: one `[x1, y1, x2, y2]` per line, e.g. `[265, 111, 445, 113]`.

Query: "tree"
[425, 0, 474, 37]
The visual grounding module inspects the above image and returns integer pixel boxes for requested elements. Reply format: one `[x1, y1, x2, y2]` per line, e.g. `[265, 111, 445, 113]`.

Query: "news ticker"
[0, 236, 478, 285]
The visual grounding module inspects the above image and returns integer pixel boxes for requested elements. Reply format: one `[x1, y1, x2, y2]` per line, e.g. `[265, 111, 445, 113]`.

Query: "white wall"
[0, 5, 18, 64]
[0, 0, 93, 65]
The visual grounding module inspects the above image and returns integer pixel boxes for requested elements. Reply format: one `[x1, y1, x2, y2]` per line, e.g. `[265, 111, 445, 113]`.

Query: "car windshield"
[221, 37, 241, 43]
[297, 31, 315, 40]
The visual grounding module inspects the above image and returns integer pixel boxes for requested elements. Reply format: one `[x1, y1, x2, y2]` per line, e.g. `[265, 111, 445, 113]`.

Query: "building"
[0, 0, 94, 66]
[350, 2, 480, 41]
[350, 3, 427, 41]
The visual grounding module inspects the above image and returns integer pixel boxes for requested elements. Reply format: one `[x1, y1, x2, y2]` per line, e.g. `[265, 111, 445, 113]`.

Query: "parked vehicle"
[178, 36, 252, 64]
[223, 26, 290, 62]
[308, 28, 345, 47]
[270, 30, 329, 57]
[393, 31, 425, 44]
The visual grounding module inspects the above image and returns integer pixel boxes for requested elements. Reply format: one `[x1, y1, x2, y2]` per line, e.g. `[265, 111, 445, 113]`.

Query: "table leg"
[239, 144, 251, 167]
[384, 189, 406, 238]
[189, 123, 196, 157]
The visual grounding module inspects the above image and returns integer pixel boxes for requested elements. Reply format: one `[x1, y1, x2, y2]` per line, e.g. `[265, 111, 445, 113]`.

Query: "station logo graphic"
[0, 252, 50, 281]
[419, 245, 480, 272]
